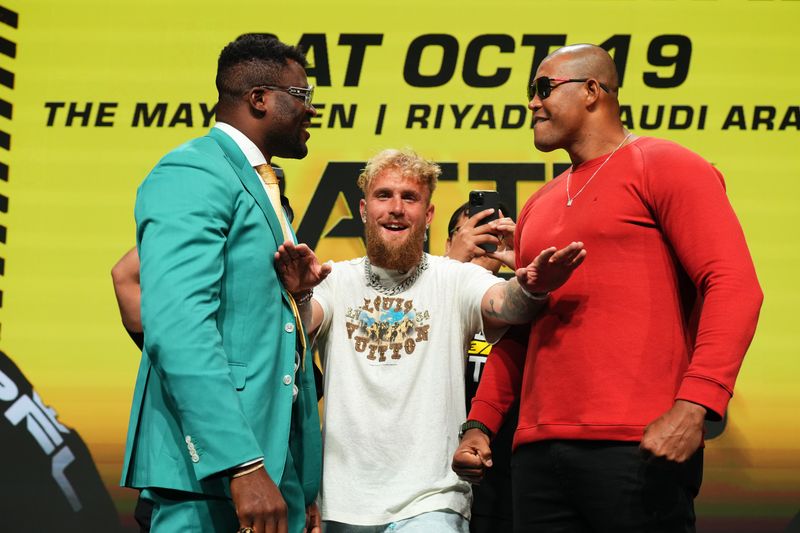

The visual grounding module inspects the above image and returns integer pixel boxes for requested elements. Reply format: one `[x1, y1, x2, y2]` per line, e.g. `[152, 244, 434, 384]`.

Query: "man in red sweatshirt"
[452, 44, 763, 532]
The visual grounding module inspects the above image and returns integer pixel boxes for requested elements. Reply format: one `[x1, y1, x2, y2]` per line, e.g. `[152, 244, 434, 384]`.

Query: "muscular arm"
[648, 146, 762, 417]
[111, 247, 142, 333]
[453, 325, 528, 481]
[136, 152, 263, 479]
[639, 142, 763, 462]
[481, 241, 586, 331]
[481, 278, 545, 331]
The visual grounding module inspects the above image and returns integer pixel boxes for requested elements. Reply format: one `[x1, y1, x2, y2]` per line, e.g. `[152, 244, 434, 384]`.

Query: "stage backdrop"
[1, 1, 798, 531]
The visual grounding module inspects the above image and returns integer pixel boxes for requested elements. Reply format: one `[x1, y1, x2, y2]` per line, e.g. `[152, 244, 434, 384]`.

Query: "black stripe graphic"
[0, 5, 16, 318]
[0, 6, 17, 28]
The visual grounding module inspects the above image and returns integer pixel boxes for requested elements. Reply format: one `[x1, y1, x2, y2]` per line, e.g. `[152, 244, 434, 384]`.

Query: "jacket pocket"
[228, 362, 247, 391]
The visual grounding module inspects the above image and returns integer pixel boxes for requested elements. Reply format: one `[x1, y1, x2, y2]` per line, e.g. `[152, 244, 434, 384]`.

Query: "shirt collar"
[213, 122, 267, 167]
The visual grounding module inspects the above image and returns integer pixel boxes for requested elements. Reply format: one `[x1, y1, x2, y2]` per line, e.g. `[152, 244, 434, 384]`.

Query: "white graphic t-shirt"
[314, 254, 504, 525]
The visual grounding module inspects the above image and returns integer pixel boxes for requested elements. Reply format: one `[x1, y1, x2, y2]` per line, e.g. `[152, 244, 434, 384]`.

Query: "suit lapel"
[207, 128, 285, 248]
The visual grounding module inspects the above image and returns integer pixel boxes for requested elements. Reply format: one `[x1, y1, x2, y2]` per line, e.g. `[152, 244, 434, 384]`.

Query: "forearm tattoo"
[485, 279, 544, 324]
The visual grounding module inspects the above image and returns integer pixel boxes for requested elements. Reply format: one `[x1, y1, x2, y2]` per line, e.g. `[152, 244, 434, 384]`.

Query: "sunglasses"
[527, 77, 610, 101]
[257, 84, 315, 108]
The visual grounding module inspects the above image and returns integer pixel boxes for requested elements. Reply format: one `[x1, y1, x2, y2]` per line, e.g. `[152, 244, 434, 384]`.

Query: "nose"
[528, 94, 542, 112]
[388, 195, 404, 215]
[306, 104, 318, 117]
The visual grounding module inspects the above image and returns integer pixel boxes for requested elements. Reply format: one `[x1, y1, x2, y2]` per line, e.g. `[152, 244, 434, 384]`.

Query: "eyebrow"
[372, 187, 422, 197]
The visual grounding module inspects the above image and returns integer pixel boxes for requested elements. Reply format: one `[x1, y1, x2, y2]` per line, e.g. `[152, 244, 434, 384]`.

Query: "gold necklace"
[566, 133, 632, 207]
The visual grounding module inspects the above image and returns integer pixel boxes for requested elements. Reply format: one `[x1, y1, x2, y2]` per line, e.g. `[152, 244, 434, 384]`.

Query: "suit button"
[191, 453, 200, 463]
[282, 375, 292, 385]
[285, 323, 295, 333]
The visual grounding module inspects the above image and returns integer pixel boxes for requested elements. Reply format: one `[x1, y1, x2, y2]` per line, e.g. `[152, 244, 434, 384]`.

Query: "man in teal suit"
[121, 34, 323, 533]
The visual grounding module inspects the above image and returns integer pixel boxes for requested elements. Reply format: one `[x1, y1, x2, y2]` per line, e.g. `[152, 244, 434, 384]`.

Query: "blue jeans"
[324, 509, 469, 533]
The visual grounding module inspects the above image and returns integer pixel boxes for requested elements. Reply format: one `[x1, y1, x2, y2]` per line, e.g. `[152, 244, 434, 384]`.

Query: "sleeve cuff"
[675, 375, 733, 421]
[468, 400, 507, 436]
[233, 457, 264, 470]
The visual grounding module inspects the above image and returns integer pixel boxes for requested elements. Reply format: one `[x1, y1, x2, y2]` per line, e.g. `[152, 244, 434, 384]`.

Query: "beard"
[264, 100, 309, 159]
[364, 218, 425, 272]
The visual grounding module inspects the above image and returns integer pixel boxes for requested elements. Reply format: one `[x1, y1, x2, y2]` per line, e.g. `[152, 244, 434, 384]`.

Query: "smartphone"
[468, 190, 500, 252]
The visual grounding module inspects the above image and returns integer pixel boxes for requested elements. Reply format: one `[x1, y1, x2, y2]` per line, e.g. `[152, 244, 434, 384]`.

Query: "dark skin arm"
[111, 247, 142, 333]
[230, 466, 288, 533]
[451, 429, 493, 484]
[640, 399, 707, 462]
[113, 244, 303, 531]
[305, 502, 321, 533]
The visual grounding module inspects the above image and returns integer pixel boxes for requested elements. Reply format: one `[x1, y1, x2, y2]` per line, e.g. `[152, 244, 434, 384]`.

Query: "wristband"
[459, 420, 492, 440]
[519, 284, 549, 301]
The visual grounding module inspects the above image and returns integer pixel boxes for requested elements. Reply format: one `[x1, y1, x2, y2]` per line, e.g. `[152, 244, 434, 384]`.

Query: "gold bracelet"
[231, 462, 264, 479]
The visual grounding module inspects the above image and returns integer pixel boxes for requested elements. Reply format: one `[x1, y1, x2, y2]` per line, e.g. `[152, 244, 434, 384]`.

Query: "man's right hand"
[451, 428, 493, 484]
[230, 467, 288, 533]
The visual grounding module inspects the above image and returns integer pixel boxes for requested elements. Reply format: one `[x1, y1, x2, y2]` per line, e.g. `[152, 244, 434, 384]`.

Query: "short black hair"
[447, 200, 514, 237]
[216, 34, 308, 105]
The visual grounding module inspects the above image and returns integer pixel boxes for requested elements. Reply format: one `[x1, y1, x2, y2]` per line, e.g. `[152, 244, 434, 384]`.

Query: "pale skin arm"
[111, 247, 142, 333]
[480, 242, 586, 331]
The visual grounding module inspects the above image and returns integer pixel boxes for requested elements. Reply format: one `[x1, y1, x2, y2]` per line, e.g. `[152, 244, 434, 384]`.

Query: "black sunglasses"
[527, 76, 610, 101]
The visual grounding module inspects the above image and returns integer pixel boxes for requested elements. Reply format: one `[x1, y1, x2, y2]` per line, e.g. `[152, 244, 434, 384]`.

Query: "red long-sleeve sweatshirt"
[469, 137, 763, 447]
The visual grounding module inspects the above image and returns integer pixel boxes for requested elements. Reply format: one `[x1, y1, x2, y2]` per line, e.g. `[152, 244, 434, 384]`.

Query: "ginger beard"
[364, 214, 426, 272]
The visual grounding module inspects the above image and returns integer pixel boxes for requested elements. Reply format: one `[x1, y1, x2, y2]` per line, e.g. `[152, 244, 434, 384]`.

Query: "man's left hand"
[640, 400, 706, 462]
[516, 241, 586, 294]
[304, 502, 321, 533]
[274, 241, 332, 294]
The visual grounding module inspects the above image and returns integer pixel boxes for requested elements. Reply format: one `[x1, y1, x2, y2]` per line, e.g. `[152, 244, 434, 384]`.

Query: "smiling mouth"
[381, 222, 408, 232]
[533, 116, 549, 126]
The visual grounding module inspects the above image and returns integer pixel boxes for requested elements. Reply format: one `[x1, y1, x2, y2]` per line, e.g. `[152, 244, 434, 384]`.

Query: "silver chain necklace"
[364, 254, 429, 296]
[566, 132, 632, 207]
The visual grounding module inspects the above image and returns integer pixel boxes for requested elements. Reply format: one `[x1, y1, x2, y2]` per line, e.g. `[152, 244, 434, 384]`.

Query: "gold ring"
[238, 528, 254, 533]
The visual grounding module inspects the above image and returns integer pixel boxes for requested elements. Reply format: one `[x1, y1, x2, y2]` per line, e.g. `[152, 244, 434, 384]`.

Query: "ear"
[359, 199, 367, 222]
[247, 87, 269, 114]
[425, 203, 435, 227]
[584, 79, 604, 107]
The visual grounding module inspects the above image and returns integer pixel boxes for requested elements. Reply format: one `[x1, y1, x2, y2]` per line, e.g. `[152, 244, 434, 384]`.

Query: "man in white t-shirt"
[274, 148, 586, 532]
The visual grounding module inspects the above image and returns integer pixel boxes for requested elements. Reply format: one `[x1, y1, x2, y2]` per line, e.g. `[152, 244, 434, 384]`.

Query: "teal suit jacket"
[121, 128, 321, 504]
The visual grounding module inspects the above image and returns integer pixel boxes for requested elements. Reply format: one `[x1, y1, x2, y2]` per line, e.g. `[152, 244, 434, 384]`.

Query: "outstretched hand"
[274, 241, 332, 294]
[515, 241, 586, 294]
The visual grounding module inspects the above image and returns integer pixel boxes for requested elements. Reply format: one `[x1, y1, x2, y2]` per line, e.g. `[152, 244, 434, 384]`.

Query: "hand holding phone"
[468, 190, 500, 252]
